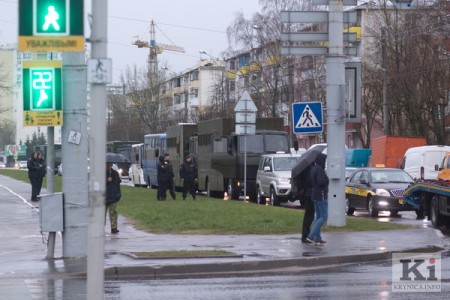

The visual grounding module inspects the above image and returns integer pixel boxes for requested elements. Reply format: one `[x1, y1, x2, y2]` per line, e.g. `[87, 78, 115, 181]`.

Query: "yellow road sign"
[23, 110, 63, 127]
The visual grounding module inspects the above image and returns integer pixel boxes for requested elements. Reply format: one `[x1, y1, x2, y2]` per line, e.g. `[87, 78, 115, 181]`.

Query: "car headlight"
[376, 188, 390, 197]
[278, 178, 291, 184]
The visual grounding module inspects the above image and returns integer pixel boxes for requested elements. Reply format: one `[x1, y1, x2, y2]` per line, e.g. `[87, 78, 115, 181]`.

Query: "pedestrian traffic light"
[18, 0, 84, 52]
[30, 68, 56, 110]
[34, 0, 68, 35]
[22, 60, 63, 127]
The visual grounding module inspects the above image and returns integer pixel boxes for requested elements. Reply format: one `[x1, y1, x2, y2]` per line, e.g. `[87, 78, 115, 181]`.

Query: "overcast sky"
[0, 0, 261, 83]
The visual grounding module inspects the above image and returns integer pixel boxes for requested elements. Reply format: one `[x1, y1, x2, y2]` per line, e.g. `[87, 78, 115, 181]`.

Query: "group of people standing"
[27, 152, 46, 202]
[157, 153, 198, 201]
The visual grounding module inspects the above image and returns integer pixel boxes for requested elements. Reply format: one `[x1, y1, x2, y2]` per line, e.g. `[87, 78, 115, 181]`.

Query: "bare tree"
[362, 0, 449, 144]
[119, 65, 174, 136]
[224, 0, 314, 118]
[0, 62, 13, 117]
[0, 120, 16, 149]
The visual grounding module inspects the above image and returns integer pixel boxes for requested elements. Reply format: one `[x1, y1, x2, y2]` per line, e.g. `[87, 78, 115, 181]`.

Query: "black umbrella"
[291, 148, 325, 179]
[106, 152, 130, 163]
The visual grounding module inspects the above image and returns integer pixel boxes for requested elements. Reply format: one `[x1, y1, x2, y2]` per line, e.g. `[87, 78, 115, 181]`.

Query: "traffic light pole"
[326, 0, 346, 226]
[87, 0, 108, 298]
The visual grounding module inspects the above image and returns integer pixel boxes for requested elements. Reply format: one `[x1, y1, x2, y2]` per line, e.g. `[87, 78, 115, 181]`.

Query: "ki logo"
[392, 253, 441, 293]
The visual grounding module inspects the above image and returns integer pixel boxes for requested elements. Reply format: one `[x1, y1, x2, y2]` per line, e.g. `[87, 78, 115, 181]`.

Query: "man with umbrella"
[291, 147, 327, 244]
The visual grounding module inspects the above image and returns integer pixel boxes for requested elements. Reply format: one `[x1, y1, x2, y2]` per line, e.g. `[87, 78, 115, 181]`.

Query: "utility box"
[39, 192, 64, 232]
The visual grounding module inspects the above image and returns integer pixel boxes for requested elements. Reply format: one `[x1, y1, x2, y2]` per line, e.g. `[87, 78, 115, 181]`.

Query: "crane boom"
[132, 20, 185, 77]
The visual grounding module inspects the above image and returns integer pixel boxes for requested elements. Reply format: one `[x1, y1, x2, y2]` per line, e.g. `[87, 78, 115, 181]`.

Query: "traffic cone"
[223, 192, 229, 200]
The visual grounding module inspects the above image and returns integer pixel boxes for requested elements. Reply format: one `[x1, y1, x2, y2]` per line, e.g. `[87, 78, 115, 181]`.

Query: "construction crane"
[133, 20, 185, 78]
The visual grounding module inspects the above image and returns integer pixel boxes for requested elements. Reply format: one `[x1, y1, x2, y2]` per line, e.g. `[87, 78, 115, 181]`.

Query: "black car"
[345, 167, 416, 217]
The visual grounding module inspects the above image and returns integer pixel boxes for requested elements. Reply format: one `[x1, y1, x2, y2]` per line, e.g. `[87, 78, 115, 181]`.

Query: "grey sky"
[0, 0, 261, 83]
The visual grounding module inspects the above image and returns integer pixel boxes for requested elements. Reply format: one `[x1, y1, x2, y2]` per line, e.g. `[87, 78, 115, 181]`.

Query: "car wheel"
[367, 196, 378, 217]
[415, 209, 425, 220]
[257, 187, 266, 205]
[430, 196, 444, 228]
[270, 187, 280, 206]
[345, 198, 355, 216]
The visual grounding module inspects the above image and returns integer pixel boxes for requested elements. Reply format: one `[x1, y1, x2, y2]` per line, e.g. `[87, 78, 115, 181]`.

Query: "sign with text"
[392, 252, 441, 293]
[18, 0, 84, 51]
[22, 60, 63, 126]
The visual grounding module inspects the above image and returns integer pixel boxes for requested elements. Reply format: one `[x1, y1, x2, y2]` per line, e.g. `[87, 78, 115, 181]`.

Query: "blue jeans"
[308, 200, 328, 241]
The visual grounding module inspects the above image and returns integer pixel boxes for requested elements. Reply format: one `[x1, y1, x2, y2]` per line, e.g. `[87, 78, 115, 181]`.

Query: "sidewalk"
[0, 174, 447, 280]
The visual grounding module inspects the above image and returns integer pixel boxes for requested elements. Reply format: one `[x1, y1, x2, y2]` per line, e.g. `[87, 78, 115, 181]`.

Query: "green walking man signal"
[31, 69, 55, 110]
[18, 0, 84, 52]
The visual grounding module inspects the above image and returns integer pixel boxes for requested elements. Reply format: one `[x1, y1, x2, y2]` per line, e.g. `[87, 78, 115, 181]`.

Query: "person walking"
[27, 152, 41, 202]
[180, 155, 198, 200]
[106, 162, 121, 234]
[36, 152, 46, 196]
[163, 153, 176, 200]
[306, 153, 329, 245]
[156, 155, 167, 201]
[299, 164, 314, 243]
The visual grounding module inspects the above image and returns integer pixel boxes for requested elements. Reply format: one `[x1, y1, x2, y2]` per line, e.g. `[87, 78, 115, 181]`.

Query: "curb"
[104, 245, 444, 280]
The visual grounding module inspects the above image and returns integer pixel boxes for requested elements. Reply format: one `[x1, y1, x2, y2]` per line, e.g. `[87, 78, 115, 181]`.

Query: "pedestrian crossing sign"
[292, 102, 323, 133]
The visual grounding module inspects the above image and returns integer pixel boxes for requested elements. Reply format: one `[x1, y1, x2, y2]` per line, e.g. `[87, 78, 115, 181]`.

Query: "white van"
[401, 145, 450, 180]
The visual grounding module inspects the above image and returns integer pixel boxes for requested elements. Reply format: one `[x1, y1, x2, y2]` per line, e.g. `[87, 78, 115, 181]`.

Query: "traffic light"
[30, 68, 56, 110]
[18, 0, 84, 52]
[22, 60, 63, 126]
[34, 0, 68, 35]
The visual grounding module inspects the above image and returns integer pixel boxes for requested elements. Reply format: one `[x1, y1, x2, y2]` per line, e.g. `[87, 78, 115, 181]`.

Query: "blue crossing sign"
[292, 102, 323, 133]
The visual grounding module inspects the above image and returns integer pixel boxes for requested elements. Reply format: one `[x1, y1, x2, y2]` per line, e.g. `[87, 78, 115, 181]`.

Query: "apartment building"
[160, 59, 225, 123]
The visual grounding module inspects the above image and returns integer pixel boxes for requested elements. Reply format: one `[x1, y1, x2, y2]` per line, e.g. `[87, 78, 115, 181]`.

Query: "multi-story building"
[160, 59, 225, 123]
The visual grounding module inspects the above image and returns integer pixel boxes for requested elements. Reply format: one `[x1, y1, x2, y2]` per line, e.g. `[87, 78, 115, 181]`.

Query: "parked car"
[0, 161, 6, 168]
[256, 153, 303, 206]
[345, 167, 416, 217]
[58, 161, 91, 176]
[345, 167, 358, 181]
[15, 161, 28, 170]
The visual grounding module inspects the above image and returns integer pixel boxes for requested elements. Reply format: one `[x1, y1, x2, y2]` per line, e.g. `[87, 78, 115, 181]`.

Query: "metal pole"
[244, 97, 247, 203]
[61, 52, 88, 257]
[326, 0, 346, 226]
[87, 0, 108, 298]
[382, 27, 390, 135]
[46, 127, 55, 259]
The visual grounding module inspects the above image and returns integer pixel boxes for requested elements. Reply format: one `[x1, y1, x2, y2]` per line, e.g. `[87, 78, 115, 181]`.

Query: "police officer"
[180, 155, 198, 200]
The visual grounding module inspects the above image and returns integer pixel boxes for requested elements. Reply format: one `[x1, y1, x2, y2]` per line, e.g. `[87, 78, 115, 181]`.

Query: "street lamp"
[199, 50, 218, 60]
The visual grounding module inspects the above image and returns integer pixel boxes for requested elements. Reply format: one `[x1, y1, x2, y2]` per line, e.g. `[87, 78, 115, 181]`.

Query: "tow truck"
[403, 152, 450, 227]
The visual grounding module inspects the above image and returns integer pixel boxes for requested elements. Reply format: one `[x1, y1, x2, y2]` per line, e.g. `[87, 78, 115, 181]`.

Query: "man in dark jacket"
[180, 155, 198, 200]
[27, 152, 40, 202]
[299, 164, 314, 242]
[157, 154, 176, 200]
[157, 155, 167, 200]
[106, 162, 121, 234]
[36, 152, 46, 196]
[306, 153, 329, 245]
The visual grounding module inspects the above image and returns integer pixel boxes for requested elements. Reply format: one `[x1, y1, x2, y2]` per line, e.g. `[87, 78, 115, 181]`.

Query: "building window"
[229, 60, 236, 70]
[229, 80, 235, 92]
[174, 94, 181, 105]
[191, 88, 198, 98]
[191, 70, 199, 81]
